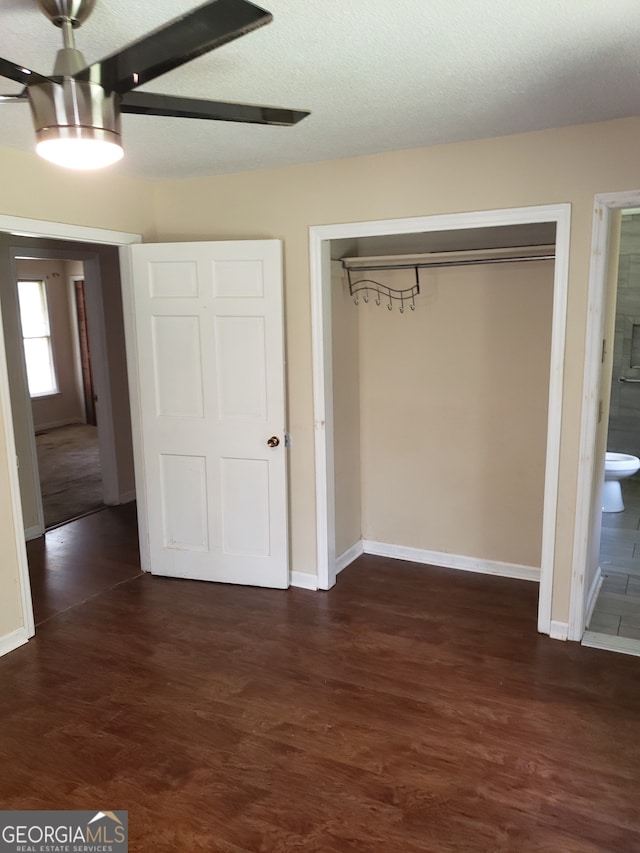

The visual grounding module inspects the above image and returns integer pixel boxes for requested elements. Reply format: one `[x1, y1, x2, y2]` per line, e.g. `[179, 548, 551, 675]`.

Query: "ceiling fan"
[0, 0, 310, 169]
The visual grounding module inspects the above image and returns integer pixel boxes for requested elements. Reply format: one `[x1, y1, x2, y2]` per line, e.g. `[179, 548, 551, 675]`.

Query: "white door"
[128, 240, 288, 588]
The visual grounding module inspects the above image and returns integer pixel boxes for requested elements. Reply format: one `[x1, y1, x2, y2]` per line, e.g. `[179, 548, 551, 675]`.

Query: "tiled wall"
[608, 214, 640, 457]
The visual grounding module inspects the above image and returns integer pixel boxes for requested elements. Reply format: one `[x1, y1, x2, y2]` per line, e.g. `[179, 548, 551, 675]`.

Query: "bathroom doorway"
[583, 211, 640, 654]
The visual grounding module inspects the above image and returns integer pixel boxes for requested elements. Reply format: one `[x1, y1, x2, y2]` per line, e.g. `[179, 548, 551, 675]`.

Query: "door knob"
[267, 435, 280, 448]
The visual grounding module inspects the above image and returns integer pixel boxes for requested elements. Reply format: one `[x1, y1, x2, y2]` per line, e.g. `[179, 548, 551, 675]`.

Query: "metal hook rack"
[345, 266, 419, 313]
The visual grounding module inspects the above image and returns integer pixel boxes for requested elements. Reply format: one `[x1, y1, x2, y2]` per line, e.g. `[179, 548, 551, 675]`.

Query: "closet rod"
[342, 254, 555, 273]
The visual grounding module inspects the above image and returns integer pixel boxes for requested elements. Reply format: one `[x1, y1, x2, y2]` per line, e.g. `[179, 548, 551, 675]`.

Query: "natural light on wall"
[17, 280, 58, 397]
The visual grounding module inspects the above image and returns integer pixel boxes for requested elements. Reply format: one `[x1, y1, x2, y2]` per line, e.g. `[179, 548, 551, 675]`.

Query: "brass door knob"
[267, 435, 280, 448]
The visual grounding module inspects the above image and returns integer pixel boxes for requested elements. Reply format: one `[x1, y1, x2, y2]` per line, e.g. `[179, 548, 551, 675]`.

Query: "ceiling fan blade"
[120, 91, 310, 126]
[75, 0, 272, 95]
[0, 58, 51, 88]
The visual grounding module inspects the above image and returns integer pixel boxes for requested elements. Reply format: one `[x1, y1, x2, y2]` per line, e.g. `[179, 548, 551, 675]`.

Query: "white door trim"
[0, 303, 35, 639]
[0, 215, 141, 247]
[118, 247, 150, 571]
[0, 215, 140, 652]
[569, 189, 640, 641]
[310, 204, 571, 637]
[8, 249, 46, 539]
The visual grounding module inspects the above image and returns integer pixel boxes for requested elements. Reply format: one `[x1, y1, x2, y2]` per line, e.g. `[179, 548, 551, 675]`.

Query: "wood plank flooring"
[26, 503, 142, 624]
[2, 511, 640, 851]
[36, 424, 104, 528]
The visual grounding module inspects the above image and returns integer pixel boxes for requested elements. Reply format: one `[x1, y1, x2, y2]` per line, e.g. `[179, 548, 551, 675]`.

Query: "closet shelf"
[341, 244, 556, 272]
[341, 244, 555, 313]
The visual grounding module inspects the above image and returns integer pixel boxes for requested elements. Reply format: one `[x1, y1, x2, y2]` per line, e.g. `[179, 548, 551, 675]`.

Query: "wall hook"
[344, 268, 420, 314]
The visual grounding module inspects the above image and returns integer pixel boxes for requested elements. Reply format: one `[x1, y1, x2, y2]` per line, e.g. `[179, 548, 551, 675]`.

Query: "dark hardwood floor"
[26, 502, 142, 624]
[2, 512, 640, 851]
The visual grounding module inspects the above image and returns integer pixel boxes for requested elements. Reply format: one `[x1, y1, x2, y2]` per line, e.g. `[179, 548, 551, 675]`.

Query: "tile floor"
[585, 476, 640, 654]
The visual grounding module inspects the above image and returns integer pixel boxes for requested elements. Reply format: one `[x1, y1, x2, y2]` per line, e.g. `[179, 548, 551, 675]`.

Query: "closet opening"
[310, 206, 571, 638]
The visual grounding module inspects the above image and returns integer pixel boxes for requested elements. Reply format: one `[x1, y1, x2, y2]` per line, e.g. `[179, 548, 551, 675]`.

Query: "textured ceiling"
[0, 0, 639, 180]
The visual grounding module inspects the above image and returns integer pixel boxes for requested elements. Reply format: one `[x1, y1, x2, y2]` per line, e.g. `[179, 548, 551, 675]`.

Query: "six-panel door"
[128, 240, 288, 588]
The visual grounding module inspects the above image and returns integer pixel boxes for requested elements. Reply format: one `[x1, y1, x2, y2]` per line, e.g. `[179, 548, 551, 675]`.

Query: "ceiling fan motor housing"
[36, 0, 96, 28]
[27, 77, 121, 149]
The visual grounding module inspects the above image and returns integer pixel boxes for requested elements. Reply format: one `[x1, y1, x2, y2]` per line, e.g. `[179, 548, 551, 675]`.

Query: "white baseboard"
[290, 571, 318, 591]
[118, 490, 136, 504]
[582, 631, 640, 657]
[24, 524, 43, 541]
[0, 626, 29, 658]
[585, 566, 603, 628]
[335, 541, 364, 575]
[34, 418, 84, 434]
[549, 620, 569, 641]
[362, 540, 540, 582]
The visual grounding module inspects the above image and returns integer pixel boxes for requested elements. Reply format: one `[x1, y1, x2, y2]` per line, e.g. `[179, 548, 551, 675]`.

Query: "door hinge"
[284, 431, 292, 448]
[598, 400, 603, 424]
[601, 338, 607, 364]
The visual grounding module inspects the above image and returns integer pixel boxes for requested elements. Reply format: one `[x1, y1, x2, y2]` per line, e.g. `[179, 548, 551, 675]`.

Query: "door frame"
[310, 204, 571, 637]
[569, 189, 640, 640]
[0, 214, 140, 649]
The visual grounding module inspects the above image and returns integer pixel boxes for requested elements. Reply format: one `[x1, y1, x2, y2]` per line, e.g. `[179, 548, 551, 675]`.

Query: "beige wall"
[0, 147, 155, 238]
[151, 116, 640, 622]
[358, 261, 553, 566]
[16, 258, 84, 433]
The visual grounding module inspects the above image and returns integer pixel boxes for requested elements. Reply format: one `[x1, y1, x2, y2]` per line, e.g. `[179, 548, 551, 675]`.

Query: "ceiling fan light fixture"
[36, 125, 123, 169]
[1, 0, 310, 171]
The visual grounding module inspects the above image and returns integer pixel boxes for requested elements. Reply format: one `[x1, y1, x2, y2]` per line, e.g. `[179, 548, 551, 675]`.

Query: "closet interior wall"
[332, 251, 555, 573]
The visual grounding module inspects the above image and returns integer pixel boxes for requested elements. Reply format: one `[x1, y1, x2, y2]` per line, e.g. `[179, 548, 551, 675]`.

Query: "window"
[17, 280, 58, 397]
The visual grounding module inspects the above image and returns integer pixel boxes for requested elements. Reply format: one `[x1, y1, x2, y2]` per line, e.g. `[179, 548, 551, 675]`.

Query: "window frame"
[17, 278, 59, 399]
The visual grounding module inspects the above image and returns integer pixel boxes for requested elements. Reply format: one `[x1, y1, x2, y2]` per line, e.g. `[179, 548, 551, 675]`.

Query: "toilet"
[603, 452, 640, 512]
